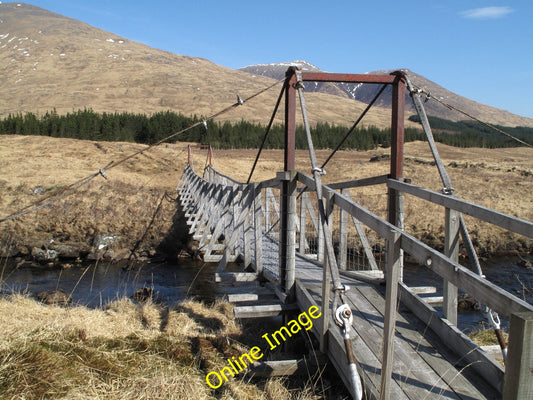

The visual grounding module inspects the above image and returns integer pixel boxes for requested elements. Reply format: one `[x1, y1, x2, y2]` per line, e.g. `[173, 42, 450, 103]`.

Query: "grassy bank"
[0, 135, 531, 261]
[0, 294, 332, 400]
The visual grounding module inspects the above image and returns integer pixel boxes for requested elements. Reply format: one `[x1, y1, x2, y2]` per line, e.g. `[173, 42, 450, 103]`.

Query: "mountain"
[0, 3, 404, 129]
[1, 3, 532, 130]
[240, 62, 533, 128]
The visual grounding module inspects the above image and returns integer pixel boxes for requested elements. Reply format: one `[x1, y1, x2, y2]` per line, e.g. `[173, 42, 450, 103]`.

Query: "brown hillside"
[0, 3, 418, 129]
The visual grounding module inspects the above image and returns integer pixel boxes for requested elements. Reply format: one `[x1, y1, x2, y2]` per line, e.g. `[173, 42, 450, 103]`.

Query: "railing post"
[253, 183, 263, 275]
[299, 191, 307, 254]
[243, 186, 252, 269]
[339, 188, 349, 270]
[503, 311, 533, 399]
[443, 208, 460, 325]
[380, 230, 402, 400]
[388, 72, 405, 281]
[279, 171, 297, 302]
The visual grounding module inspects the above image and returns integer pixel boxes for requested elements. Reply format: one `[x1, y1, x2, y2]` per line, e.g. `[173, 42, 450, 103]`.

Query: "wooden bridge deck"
[178, 163, 532, 400]
[296, 265, 494, 399]
[256, 238, 495, 399]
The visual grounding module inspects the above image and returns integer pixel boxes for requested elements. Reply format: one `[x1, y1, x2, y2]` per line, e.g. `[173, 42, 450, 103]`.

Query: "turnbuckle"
[334, 303, 363, 400]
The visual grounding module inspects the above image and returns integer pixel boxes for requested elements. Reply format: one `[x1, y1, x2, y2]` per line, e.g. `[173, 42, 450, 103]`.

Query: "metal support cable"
[295, 72, 344, 293]
[1, 79, 284, 223]
[405, 75, 453, 192]
[321, 83, 388, 170]
[406, 74, 508, 360]
[410, 82, 532, 148]
[247, 83, 286, 184]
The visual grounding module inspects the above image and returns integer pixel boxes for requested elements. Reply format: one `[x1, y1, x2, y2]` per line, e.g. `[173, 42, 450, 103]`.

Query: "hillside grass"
[0, 294, 329, 400]
[0, 135, 531, 259]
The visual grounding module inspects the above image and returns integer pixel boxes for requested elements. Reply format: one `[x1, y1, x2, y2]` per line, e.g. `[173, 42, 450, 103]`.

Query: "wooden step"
[246, 355, 327, 377]
[233, 303, 299, 318]
[215, 272, 259, 283]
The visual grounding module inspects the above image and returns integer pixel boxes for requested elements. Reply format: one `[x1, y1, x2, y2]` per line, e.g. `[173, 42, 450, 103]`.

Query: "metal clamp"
[312, 167, 326, 175]
[98, 169, 107, 179]
[441, 187, 454, 195]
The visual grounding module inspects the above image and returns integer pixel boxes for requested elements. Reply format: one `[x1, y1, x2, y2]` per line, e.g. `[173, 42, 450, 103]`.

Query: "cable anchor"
[98, 169, 107, 179]
[334, 303, 363, 400]
[312, 167, 326, 175]
[483, 306, 507, 361]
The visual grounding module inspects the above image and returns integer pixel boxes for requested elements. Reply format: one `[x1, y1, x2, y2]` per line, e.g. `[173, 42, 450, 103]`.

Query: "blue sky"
[14, 1, 533, 118]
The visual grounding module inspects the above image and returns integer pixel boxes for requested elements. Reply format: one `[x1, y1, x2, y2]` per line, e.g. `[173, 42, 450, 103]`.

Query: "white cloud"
[460, 6, 514, 19]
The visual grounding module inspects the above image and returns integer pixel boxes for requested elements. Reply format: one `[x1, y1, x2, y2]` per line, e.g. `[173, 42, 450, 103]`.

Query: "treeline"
[0, 109, 423, 150]
[408, 115, 533, 148]
[0, 109, 530, 149]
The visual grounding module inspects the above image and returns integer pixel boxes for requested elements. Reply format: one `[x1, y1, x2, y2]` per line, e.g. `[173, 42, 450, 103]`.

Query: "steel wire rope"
[296, 72, 363, 400]
[246, 83, 286, 184]
[320, 83, 388, 170]
[0, 79, 284, 223]
[410, 83, 533, 148]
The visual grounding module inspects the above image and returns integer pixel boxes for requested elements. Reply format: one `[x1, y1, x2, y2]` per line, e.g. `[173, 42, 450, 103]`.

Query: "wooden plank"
[295, 280, 407, 400]
[203, 255, 223, 262]
[410, 286, 437, 294]
[233, 303, 299, 318]
[388, 179, 533, 238]
[398, 282, 504, 394]
[400, 232, 533, 319]
[327, 174, 389, 190]
[443, 208, 460, 325]
[264, 282, 288, 304]
[215, 272, 259, 283]
[380, 231, 402, 400]
[226, 293, 260, 302]
[246, 357, 327, 378]
[503, 312, 533, 399]
[253, 183, 263, 274]
[351, 281, 489, 399]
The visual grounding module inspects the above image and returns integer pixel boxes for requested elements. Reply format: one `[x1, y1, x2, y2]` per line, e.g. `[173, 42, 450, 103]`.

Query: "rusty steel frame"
[282, 67, 406, 224]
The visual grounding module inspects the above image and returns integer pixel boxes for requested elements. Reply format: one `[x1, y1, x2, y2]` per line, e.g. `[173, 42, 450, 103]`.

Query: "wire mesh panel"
[261, 186, 281, 279]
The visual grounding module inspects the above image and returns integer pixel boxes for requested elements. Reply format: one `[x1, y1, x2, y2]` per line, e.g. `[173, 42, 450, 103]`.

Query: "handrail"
[294, 171, 533, 319]
[387, 179, 533, 238]
[180, 164, 533, 398]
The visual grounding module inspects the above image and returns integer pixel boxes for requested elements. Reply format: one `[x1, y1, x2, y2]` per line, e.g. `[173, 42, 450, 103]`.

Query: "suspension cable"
[246, 83, 286, 184]
[321, 83, 388, 170]
[0, 79, 284, 223]
[411, 83, 532, 148]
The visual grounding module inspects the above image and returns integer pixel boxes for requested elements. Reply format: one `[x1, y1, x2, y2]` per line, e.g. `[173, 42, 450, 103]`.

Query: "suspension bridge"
[177, 68, 533, 400]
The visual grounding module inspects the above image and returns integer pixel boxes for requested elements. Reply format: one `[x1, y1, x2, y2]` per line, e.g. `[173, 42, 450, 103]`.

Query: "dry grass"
[1, 135, 532, 259]
[212, 142, 533, 255]
[0, 294, 327, 400]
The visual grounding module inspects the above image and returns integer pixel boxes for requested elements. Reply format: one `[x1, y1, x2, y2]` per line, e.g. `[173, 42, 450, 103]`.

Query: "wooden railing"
[178, 163, 533, 399]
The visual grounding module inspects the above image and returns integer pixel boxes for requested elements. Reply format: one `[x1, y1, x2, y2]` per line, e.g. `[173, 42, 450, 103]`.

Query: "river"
[1, 255, 531, 333]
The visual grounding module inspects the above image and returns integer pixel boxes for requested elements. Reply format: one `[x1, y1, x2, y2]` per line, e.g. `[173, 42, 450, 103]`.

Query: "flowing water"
[1, 255, 531, 333]
[0, 259, 221, 308]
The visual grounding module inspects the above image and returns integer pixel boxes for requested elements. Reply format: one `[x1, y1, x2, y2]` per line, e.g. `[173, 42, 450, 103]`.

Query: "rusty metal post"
[284, 67, 297, 171]
[387, 72, 406, 283]
[279, 67, 298, 302]
[388, 71, 405, 208]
